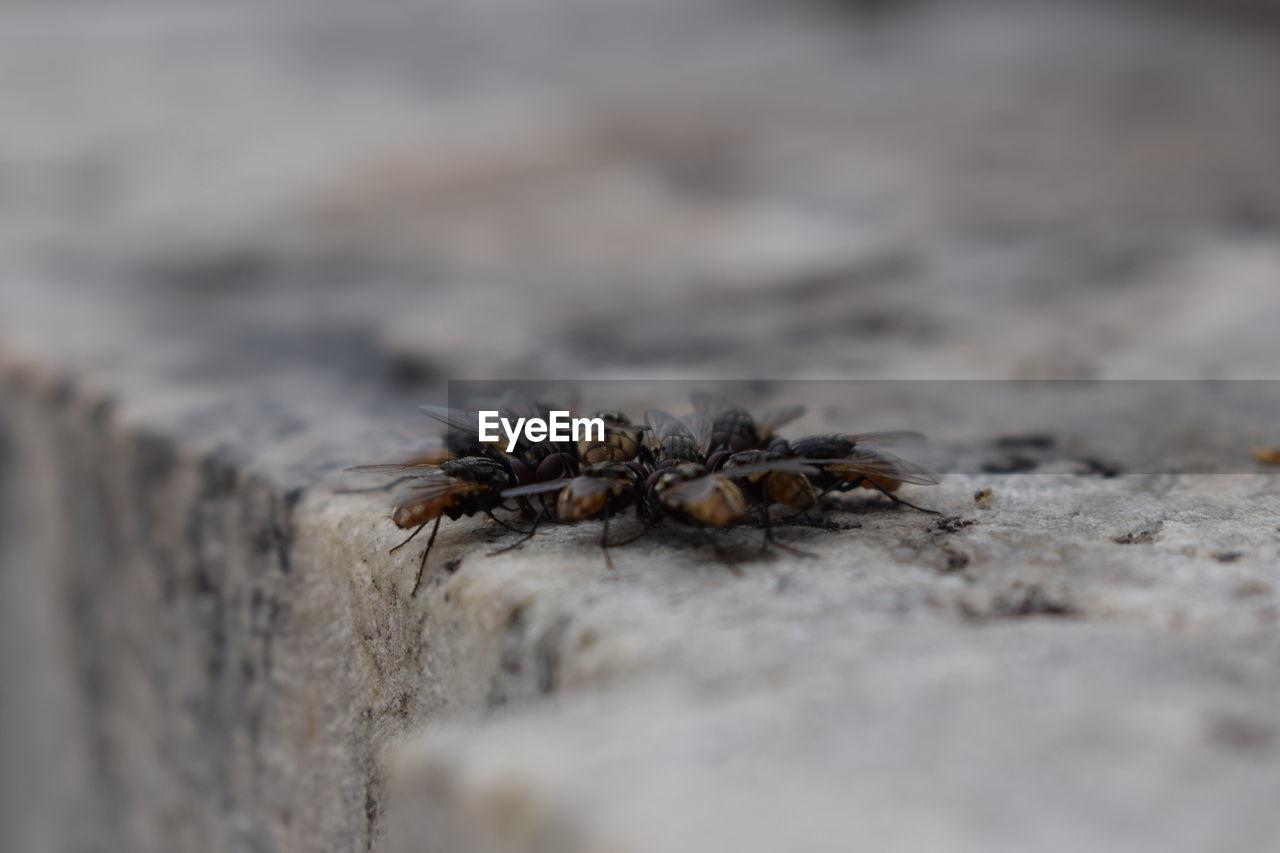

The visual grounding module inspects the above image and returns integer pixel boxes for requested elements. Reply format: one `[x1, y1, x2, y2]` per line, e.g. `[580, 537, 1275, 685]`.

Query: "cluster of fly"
[346, 391, 940, 596]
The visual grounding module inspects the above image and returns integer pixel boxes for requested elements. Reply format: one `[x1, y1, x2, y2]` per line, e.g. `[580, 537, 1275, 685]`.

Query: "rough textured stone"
[2, 2, 1280, 853]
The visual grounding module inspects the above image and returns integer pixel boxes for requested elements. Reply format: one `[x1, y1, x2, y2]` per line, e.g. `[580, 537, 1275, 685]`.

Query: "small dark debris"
[1231, 580, 1271, 599]
[767, 513, 857, 531]
[1212, 551, 1244, 563]
[973, 487, 994, 504]
[933, 516, 974, 535]
[1075, 457, 1122, 478]
[441, 557, 462, 575]
[1112, 523, 1162, 545]
[385, 352, 438, 388]
[973, 586, 1079, 620]
[942, 549, 970, 573]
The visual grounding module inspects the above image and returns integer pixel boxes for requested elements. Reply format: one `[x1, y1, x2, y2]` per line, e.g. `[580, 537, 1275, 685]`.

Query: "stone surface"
[2, 1, 1280, 852]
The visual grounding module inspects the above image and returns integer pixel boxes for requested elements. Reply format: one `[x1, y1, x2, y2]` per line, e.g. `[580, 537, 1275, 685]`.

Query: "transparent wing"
[751, 405, 805, 438]
[500, 478, 573, 499]
[805, 448, 941, 486]
[716, 457, 819, 479]
[660, 474, 723, 505]
[644, 409, 688, 450]
[345, 451, 450, 474]
[419, 405, 487, 438]
[661, 458, 816, 503]
[499, 390, 549, 422]
[682, 411, 715, 456]
[690, 390, 727, 418]
[565, 476, 619, 497]
[392, 476, 487, 503]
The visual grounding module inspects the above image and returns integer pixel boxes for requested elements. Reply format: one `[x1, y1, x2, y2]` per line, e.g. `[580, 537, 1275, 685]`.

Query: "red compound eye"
[537, 452, 573, 482]
[506, 456, 535, 486]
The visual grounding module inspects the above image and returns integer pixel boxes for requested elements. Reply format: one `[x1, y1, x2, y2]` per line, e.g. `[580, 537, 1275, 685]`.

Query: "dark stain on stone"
[1212, 551, 1243, 563]
[994, 434, 1057, 450]
[441, 557, 462, 575]
[941, 548, 970, 573]
[1112, 522, 1162, 545]
[1231, 579, 1272, 599]
[535, 614, 573, 694]
[1206, 713, 1275, 752]
[1075, 457, 1122, 478]
[981, 454, 1038, 474]
[385, 351, 440, 389]
[964, 585, 1080, 621]
[364, 775, 381, 852]
[497, 605, 530, 680]
[148, 248, 275, 293]
[49, 376, 77, 407]
[932, 516, 974, 535]
[133, 429, 177, 483]
[199, 450, 240, 500]
[88, 396, 118, 430]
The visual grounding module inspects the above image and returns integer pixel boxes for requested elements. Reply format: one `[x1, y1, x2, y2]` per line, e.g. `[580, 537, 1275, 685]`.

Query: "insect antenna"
[484, 509, 530, 534]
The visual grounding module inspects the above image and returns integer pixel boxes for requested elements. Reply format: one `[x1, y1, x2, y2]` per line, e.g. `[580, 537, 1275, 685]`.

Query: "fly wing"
[750, 405, 805, 439]
[644, 409, 688, 450]
[662, 459, 815, 503]
[690, 390, 727, 418]
[500, 478, 573, 499]
[392, 476, 488, 504]
[659, 473, 723, 505]
[419, 405, 488, 439]
[345, 450, 450, 474]
[716, 457, 820, 479]
[499, 390, 549, 422]
[682, 411, 716, 456]
[811, 448, 941, 486]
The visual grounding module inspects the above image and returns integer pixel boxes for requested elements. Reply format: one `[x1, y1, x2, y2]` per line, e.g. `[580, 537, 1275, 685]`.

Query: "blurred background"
[3, 1, 1280, 851]
[2, 0, 1279, 389]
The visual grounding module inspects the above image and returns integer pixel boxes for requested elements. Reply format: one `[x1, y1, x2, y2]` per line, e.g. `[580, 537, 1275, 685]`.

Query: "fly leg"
[863, 480, 940, 515]
[760, 507, 815, 558]
[607, 513, 652, 548]
[410, 515, 443, 597]
[485, 509, 530, 534]
[487, 507, 546, 557]
[389, 521, 427, 554]
[690, 528, 742, 576]
[600, 509, 614, 570]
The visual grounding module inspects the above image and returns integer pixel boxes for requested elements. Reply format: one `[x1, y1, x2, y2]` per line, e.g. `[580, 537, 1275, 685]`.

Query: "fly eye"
[537, 452, 572, 481]
[506, 457, 535, 486]
[728, 435, 750, 452]
[705, 450, 729, 471]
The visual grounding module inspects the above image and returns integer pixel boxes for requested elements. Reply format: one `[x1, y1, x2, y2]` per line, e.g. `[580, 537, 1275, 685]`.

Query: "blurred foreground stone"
[2, 1, 1280, 852]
